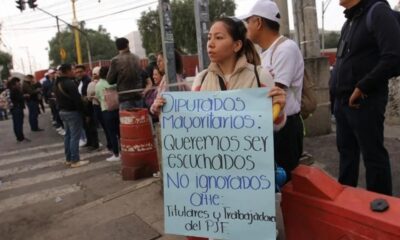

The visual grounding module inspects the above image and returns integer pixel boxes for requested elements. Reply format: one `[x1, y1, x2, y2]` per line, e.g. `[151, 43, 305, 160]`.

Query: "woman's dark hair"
[213, 17, 261, 66]
[157, 49, 184, 74]
[99, 66, 109, 79]
[7, 77, 20, 89]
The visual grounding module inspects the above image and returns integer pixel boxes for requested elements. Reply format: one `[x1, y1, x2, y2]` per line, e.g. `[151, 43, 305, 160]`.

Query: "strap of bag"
[270, 36, 288, 65]
[366, 1, 385, 32]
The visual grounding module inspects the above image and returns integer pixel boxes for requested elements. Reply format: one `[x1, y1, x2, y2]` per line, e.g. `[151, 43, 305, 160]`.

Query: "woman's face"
[207, 21, 242, 64]
[153, 69, 162, 85]
[157, 54, 165, 73]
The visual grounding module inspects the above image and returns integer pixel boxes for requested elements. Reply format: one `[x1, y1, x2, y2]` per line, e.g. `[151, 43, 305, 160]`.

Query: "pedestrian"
[22, 74, 43, 132]
[151, 16, 286, 129]
[32, 76, 45, 114]
[54, 63, 89, 168]
[240, 0, 304, 181]
[8, 77, 29, 142]
[144, 66, 164, 122]
[95, 66, 121, 162]
[330, 0, 400, 195]
[107, 37, 147, 110]
[156, 49, 190, 92]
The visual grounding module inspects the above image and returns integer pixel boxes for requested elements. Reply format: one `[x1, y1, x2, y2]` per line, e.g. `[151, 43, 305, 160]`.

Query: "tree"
[138, 0, 236, 55]
[0, 51, 12, 80]
[48, 25, 117, 66]
[321, 31, 340, 49]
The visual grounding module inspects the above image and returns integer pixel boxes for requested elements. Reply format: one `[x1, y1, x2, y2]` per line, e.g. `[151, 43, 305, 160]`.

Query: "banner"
[161, 88, 276, 240]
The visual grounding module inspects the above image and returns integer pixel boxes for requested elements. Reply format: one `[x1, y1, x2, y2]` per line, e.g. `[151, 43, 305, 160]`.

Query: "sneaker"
[153, 171, 161, 178]
[56, 127, 63, 132]
[70, 160, 89, 168]
[106, 155, 120, 162]
[64, 161, 72, 166]
[58, 129, 66, 136]
[32, 128, 44, 132]
[79, 140, 87, 147]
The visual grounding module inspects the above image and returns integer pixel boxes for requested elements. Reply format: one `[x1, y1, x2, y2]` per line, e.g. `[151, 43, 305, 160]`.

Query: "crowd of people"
[1, 0, 399, 197]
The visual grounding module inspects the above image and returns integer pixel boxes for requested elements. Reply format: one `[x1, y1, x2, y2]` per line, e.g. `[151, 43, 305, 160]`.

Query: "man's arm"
[357, 4, 400, 94]
[107, 58, 118, 85]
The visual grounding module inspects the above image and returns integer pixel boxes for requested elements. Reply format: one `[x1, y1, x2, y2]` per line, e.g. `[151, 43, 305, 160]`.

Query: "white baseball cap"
[238, 0, 281, 24]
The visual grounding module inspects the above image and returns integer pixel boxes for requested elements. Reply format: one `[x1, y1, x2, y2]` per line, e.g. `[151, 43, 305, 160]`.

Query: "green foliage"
[0, 51, 12, 80]
[322, 31, 341, 49]
[48, 25, 117, 66]
[138, 0, 236, 55]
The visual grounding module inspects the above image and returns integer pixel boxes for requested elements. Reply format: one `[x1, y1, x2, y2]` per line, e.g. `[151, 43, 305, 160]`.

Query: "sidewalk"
[29, 123, 399, 240]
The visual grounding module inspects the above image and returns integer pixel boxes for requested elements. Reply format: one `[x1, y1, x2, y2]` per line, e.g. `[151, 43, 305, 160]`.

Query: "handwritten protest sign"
[161, 88, 276, 240]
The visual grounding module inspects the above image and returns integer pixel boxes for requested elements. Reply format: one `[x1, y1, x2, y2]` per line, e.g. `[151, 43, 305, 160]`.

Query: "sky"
[1, 0, 399, 73]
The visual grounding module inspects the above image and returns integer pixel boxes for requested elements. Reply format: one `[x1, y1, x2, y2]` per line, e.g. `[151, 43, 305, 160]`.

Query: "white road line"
[0, 143, 64, 158]
[0, 149, 65, 167]
[0, 184, 81, 214]
[0, 151, 109, 178]
[0, 158, 119, 192]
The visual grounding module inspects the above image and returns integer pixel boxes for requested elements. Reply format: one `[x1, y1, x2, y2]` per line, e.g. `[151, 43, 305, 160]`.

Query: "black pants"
[93, 104, 112, 150]
[102, 110, 120, 155]
[334, 94, 392, 196]
[26, 100, 39, 131]
[83, 102, 99, 148]
[274, 113, 303, 182]
[11, 107, 25, 141]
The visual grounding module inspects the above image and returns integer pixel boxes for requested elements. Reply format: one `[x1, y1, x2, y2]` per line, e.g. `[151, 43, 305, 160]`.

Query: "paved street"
[0, 110, 181, 240]
[0, 109, 399, 240]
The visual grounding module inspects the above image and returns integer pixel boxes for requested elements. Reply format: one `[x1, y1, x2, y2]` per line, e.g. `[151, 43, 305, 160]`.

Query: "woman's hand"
[150, 95, 166, 115]
[268, 86, 286, 110]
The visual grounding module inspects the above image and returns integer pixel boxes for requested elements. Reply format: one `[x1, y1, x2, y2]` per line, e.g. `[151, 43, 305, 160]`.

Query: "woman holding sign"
[151, 17, 286, 128]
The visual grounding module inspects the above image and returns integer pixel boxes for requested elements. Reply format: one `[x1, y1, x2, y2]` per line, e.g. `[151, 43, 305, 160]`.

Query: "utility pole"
[71, 0, 83, 64]
[293, 0, 320, 58]
[275, 0, 290, 37]
[194, 0, 210, 71]
[321, 0, 332, 51]
[158, 0, 178, 91]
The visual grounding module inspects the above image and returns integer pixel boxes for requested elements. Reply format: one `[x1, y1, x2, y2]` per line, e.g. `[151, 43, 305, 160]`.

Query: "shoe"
[56, 127, 63, 132]
[88, 146, 100, 152]
[299, 152, 314, 166]
[58, 130, 66, 136]
[32, 128, 44, 132]
[106, 155, 120, 162]
[79, 140, 87, 147]
[64, 161, 72, 166]
[153, 171, 161, 178]
[70, 160, 89, 168]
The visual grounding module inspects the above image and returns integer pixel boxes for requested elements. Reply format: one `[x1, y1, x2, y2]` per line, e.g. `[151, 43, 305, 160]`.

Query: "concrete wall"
[386, 77, 400, 125]
[303, 57, 332, 136]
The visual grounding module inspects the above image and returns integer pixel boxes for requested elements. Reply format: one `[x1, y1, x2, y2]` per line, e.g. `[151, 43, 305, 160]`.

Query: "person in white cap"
[240, 0, 304, 182]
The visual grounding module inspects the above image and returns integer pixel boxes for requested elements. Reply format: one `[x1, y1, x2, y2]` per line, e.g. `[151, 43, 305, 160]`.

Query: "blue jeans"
[26, 100, 39, 130]
[10, 107, 25, 141]
[102, 110, 120, 155]
[60, 111, 83, 162]
[119, 99, 144, 111]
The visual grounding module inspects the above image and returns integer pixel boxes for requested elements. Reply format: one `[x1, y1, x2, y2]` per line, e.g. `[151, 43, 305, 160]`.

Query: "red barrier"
[281, 165, 400, 240]
[119, 108, 159, 180]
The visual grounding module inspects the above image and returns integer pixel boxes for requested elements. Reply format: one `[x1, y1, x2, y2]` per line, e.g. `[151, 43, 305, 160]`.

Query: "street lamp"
[321, 0, 332, 51]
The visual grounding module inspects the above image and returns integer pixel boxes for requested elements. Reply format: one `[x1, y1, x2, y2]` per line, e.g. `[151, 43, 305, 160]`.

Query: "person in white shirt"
[240, 0, 304, 182]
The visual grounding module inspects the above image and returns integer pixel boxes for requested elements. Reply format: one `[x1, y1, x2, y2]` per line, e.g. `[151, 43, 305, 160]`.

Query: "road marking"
[0, 149, 65, 167]
[0, 142, 64, 158]
[0, 184, 81, 214]
[0, 151, 109, 178]
[0, 158, 119, 192]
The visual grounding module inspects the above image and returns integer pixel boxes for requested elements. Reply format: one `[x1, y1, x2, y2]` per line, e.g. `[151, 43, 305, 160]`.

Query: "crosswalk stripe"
[0, 149, 65, 167]
[0, 158, 119, 192]
[0, 143, 64, 158]
[0, 184, 81, 214]
[0, 150, 109, 178]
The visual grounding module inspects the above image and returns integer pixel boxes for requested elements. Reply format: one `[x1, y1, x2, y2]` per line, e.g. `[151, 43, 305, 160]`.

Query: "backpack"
[270, 37, 317, 119]
[366, 2, 400, 32]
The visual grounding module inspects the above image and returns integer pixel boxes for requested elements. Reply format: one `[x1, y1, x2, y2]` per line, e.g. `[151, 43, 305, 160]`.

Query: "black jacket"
[331, 0, 400, 99]
[107, 50, 144, 102]
[10, 87, 25, 109]
[54, 76, 84, 114]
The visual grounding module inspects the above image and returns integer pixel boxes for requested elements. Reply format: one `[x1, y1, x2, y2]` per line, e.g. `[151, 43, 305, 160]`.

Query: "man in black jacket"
[55, 63, 89, 168]
[331, 0, 400, 195]
[107, 37, 145, 110]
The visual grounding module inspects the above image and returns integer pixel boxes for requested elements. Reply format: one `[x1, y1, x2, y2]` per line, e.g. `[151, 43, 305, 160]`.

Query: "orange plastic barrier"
[119, 108, 159, 180]
[281, 165, 400, 240]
